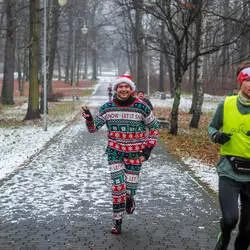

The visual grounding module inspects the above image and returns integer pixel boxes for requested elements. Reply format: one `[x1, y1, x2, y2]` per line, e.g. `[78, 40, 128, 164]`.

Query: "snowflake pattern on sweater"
[86, 98, 159, 160]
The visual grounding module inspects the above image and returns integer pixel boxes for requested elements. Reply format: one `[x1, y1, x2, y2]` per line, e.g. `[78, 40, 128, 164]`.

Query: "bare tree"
[1, 0, 16, 105]
[89, 3, 98, 80]
[133, 0, 145, 91]
[40, 0, 60, 114]
[189, 0, 204, 128]
[64, 10, 73, 84]
[151, 1, 201, 134]
[142, 0, 246, 133]
[159, 20, 165, 93]
[107, 0, 146, 89]
[238, 1, 250, 62]
[25, 0, 41, 120]
[47, 0, 60, 93]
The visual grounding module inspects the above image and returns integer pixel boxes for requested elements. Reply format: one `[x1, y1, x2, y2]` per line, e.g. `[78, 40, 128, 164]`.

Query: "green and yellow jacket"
[208, 95, 250, 182]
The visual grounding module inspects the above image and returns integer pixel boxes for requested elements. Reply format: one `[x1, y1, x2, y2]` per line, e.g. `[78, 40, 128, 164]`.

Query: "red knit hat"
[112, 74, 135, 91]
[237, 67, 250, 85]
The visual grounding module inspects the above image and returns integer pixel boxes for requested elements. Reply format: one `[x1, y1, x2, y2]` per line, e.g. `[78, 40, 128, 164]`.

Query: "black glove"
[81, 106, 93, 121]
[142, 147, 153, 161]
[214, 132, 232, 145]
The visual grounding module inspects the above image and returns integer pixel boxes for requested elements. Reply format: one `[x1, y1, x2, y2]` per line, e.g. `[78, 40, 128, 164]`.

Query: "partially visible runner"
[107, 83, 113, 101]
[137, 90, 154, 110]
[208, 61, 250, 250]
[81, 73, 159, 234]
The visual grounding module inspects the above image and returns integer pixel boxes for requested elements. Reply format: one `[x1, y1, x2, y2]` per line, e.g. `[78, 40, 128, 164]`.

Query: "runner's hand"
[214, 132, 232, 145]
[141, 147, 153, 161]
[139, 156, 145, 162]
[81, 106, 93, 120]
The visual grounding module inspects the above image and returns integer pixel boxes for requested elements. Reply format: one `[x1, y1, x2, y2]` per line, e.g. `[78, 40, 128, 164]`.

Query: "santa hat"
[237, 67, 250, 85]
[112, 74, 136, 91]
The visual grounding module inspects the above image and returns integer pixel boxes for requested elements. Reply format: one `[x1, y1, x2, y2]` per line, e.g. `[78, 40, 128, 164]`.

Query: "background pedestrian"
[137, 90, 153, 110]
[107, 83, 112, 101]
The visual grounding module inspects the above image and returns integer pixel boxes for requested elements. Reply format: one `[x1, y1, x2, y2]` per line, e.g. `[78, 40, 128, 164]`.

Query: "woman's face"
[241, 79, 250, 99]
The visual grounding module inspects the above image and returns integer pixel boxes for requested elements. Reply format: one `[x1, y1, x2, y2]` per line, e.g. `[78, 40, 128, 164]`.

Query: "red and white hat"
[237, 67, 250, 85]
[112, 74, 135, 91]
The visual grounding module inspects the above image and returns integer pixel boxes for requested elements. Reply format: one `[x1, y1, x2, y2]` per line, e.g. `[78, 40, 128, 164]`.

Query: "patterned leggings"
[109, 158, 142, 220]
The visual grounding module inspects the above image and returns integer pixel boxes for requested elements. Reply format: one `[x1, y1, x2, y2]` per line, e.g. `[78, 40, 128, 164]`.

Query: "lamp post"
[58, 0, 88, 110]
[43, 0, 47, 131]
[146, 36, 150, 96]
[144, 35, 150, 96]
[147, 55, 150, 96]
[72, 18, 88, 110]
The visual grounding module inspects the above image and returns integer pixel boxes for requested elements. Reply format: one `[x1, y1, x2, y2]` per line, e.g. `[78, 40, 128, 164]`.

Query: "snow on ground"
[0, 124, 65, 180]
[149, 93, 221, 192]
[183, 157, 218, 192]
[151, 92, 224, 113]
[0, 80, 223, 192]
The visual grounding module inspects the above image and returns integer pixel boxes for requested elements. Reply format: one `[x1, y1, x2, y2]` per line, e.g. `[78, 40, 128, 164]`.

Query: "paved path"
[0, 79, 236, 250]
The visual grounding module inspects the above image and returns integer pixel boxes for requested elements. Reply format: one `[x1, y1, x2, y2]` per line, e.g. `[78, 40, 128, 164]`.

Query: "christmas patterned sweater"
[85, 96, 159, 160]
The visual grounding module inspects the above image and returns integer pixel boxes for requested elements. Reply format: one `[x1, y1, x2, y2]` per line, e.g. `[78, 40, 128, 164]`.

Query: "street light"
[143, 35, 150, 96]
[81, 25, 88, 35]
[72, 18, 88, 110]
[43, 0, 47, 131]
[58, 0, 67, 6]
[58, 0, 88, 110]
[43, 0, 69, 131]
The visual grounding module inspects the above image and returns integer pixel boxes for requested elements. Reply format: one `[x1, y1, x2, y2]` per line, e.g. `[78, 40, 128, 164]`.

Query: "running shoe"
[214, 232, 223, 250]
[111, 219, 122, 234]
[126, 196, 135, 214]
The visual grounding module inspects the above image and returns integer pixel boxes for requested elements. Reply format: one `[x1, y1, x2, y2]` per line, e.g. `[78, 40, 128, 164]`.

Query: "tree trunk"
[76, 51, 81, 85]
[1, 0, 16, 105]
[25, 0, 41, 120]
[65, 11, 73, 84]
[170, 51, 182, 135]
[57, 50, 61, 81]
[159, 21, 165, 92]
[17, 55, 22, 94]
[189, 67, 204, 128]
[91, 45, 97, 80]
[47, 0, 60, 94]
[159, 51, 164, 92]
[190, 5, 202, 115]
[20, 48, 28, 96]
[135, 0, 144, 92]
[165, 56, 174, 97]
[190, 1, 204, 128]
[84, 40, 88, 78]
[247, 2, 250, 60]
[190, 54, 204, 128]
[91, 27, 98, 80]
[170, 72, 181, 135]
[221, 0, 230, 90]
